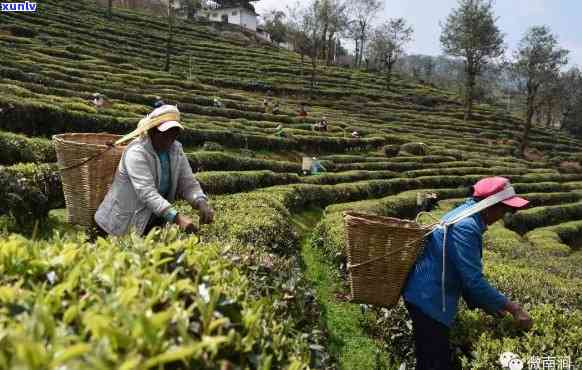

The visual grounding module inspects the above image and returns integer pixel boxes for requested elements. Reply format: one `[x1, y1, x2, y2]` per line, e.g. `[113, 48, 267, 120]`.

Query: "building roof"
[205, 6, 257, 15]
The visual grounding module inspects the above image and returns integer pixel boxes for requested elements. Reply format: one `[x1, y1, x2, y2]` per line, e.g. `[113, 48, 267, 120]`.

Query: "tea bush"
[400, 142, 430, 156]
[0, 230, 312, 369]
[188, 151, 300, 173]
[201, 141, 223, 151]
[382, 144, 400, 157]
[505, 202, 582, 234]
[0, 166, 58, 230]
[0, 131, 56, 165]
[196, 170, 299, 195]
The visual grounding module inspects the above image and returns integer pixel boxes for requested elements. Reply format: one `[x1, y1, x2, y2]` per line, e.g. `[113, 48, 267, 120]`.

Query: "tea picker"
[53, 105, 214, 237]
[344, 177, 532, 369]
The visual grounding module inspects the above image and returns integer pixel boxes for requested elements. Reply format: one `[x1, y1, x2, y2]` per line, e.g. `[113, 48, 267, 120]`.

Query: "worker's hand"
[502, 301, 533, 330]
[514, 309, 533, 331]
[175, 214, 197, 234]
[197, 200, 215, 225]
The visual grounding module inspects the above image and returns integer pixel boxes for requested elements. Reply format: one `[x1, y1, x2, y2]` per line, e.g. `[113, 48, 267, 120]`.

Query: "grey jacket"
[95, 137, 207, 236]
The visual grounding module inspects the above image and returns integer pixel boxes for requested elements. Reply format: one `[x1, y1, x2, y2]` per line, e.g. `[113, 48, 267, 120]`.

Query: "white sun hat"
[115, 105, 183, 145]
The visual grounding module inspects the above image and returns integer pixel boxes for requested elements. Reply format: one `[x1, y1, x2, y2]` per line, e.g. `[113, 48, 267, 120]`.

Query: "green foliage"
[0, 230, 311, 369]
[454, 305, 582, 370]
[399, 142, 430, 156]
[505, 201, 582, 234]
[196, 170, 299, 195]
[3, 2, 582, 368]
[526, 219, 582, 253]
[188, 151, 301, 173]
[201, 141, 223, 151]
[300, 170, 396, 185]
[0, 131, 56, 165]
[382, 144, 400, 157]
[302, 231, 390, 369]
[0, 166, 59, 231]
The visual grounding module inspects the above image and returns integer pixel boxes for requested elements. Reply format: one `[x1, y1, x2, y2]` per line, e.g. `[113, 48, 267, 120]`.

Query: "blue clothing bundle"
[403, 199, 508, 327]
[310, 161, 326, 174]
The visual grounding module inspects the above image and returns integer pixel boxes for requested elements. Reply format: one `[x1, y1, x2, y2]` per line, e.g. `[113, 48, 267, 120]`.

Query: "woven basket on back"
[343, 211, 432, 307]
[53, 133, 126, 227]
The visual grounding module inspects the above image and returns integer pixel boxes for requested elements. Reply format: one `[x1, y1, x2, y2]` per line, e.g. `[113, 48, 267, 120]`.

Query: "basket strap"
[58, 144, 116, 172]
[347, 235, 425, 270]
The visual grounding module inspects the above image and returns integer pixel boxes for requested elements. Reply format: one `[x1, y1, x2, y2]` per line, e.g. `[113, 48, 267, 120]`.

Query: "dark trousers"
[144, 215, 166, 235]
[405, 301, 452, 370]
[91, 215, 166, 240]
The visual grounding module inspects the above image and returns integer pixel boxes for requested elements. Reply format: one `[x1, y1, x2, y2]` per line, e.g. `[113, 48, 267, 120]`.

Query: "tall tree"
[321, 0, 348, 65]
[287, 0, 322, 94]
[182, 0, 202, 20]
[348, 0, 382, 68]
[440, 0, 504, 120]
[165, 0, 175, 72]
[368, 18, 413, 88]
[263, 10, 288, 45]
[560, 67, 582, 135]
[513, 25, 568, 155]
[107, 0, 113, 19]
[422, 56, 436, 83]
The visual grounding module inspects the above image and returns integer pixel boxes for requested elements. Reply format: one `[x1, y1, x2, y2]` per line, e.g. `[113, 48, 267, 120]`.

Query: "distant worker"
[298, 102, 308, 118]
[404, 177, 532, 370]
[313, 117, 328, 132]
[263, 97, 270, 113]
[310, 157, 326, 175]
[351, 131, 360, 138]
[91, 93, 105, 108]
[274, 124, 287, 138]
[213, 96, 223, 108]
[154, 96, 165, 109]
[272, 101, 280, 115]
[95, 105, 215, 237]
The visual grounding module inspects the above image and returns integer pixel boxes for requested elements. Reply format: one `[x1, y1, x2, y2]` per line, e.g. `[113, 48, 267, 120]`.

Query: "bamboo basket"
[53, 133, 126, 226]
[343, 211, 431, 307]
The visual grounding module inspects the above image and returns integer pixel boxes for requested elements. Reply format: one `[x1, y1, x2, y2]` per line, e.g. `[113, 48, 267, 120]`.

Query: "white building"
[202, 6, 258, 31]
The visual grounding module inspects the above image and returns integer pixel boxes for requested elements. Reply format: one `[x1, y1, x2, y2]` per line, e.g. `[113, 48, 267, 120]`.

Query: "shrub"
[0, 231, 312, 369]
[505, 201, 582, 235]
[558, 161, 582, 173]
[3, 163, 64, 209]
[188, 151, 300, 173]
[239, 148, 256, 158]
[526, 219, 582, 253]
[300, 170, 396, 185]
[382, 144, 400, 157]
[196, 170, 299, 195]
[399, 142, 430, 156]
[0, 168, 52, 230]
[0, 131, 56, 165]
[201, 141, 223, 151]
[0, 24, 37, 38]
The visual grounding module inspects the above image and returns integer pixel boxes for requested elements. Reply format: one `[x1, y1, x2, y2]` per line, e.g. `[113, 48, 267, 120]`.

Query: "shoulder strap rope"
[436, 185, 516, 312]
[58, 143, 115, 172]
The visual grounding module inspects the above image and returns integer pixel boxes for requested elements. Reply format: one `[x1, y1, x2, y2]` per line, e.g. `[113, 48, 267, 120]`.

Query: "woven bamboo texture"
[343, 211, 429, 307]
[53, 133, 126, 226]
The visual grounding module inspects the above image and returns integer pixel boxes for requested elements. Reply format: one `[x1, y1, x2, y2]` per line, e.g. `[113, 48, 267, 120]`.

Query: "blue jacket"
[403, 199, 508, 327]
